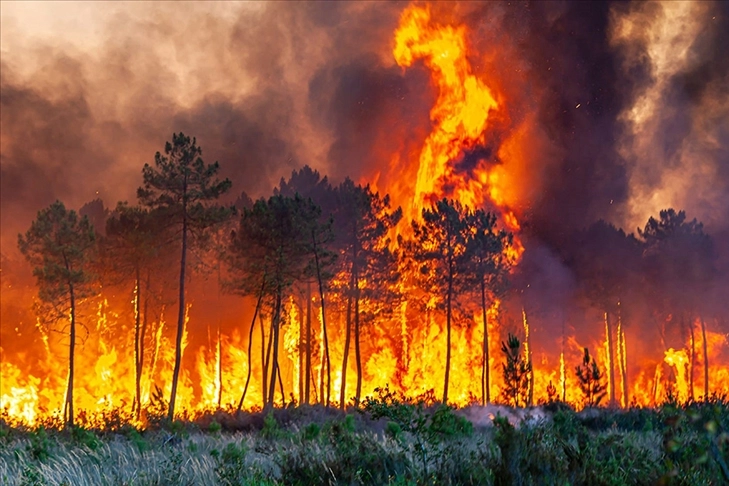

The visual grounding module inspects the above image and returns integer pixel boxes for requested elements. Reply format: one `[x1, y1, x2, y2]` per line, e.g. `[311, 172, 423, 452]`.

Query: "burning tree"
[569, 220, 641, 407]
[462, 209, 513, 405]
[639, 209, 716, 401]
[275, 167, 336, 406]
[333, 178, 402, 408]
[500, 333, 531, 408]
[137, 133, 233, 420]
[405, 198, 469, 404]
[18, 201, 97, 427]
[230, 194, 332, 409]
[575, 347, 607, 408]
[103, 204, 172, 419]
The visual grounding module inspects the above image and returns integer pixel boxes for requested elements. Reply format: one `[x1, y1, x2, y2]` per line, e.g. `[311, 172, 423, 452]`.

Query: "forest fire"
[1, 2, 729, 429]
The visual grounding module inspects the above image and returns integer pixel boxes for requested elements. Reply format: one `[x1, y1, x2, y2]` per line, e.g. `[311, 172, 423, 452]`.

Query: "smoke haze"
[2, 0, 728, 254]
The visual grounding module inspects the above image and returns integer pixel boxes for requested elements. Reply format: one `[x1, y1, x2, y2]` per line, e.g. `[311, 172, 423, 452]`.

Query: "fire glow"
[1, 3, 728, 427]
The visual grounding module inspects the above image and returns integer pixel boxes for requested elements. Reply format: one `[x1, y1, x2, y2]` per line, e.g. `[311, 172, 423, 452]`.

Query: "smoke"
[610, 1, 729, 237]
[0, 3, 401, 252]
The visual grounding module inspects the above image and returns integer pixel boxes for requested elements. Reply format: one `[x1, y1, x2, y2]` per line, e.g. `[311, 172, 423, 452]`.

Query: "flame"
[2, 3, 729, 427]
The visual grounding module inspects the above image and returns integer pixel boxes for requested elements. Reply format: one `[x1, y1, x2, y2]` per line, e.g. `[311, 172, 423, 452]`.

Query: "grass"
[1, 398, 727, 485]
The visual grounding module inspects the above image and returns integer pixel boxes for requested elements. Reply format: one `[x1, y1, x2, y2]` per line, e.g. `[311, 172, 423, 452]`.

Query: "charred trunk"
[305, 283, 312, 405]
[480, 278, 490, 405]
[238, 279, 266, 411]
[65, 280, 76, 428]
[168, 197, 188, 421]
[340, 293, 352, 409]
[701, 317, 709, 398]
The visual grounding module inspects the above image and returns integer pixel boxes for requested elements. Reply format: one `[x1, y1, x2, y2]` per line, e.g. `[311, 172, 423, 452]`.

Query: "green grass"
[1, 399, 727, 485]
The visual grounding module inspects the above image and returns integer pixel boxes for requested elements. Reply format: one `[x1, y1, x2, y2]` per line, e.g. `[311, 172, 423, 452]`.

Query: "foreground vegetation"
[2, 393, 728, 485]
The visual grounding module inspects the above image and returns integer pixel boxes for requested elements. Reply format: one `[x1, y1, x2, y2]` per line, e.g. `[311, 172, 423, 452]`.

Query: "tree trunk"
[66, 281, 76, 428]
[297, 297, 304, 403]
[688, 315, 696, 401]
[258, 314, 264, 407]
[305, 283, 312, 405]
[522, 308, 533, 406]
[340, 293, 352, 409]
[605, 311, 616, 408]
[216, 264, 223, 409]
[354, 287, 362, 407]
[137, 269, 150, 418]
[616, 302, 628, 408]
[238, 280, 265, 411]
[168, 200, 188, 421]
[133, 267, 142, 419]
[480, 279, 490, 405]
[312, 233, 331, 406]
[700, 316, 709, 399]
[443, 273, 452, 404]
[266, 289, 282, 408]
[277, 361, 285, 405]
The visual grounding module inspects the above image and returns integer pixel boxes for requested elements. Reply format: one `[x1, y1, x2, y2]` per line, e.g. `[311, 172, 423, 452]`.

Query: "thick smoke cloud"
[1, 1, 728, 260]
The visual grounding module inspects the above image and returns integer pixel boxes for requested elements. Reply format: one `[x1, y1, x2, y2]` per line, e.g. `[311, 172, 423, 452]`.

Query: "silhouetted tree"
[575, 347, 607, 408]
[500, 333, 531, 407]
[405, 199, 468, 404]
[333, 178, 401, 407]
[639, 209, 716, 399]
[104, 204, 168, 418]
[462, 209, 513, 405]
[569, 220, 641, 407]
[18, 201, 97, 427]
[137, 133, 233, 419]
[275, 167, 336, 405]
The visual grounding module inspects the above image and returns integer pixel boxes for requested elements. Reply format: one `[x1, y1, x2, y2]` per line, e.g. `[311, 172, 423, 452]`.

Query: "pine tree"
[405, 198, 468, 404]
[137, 133, 233, 419]
[575, 347, 607, 408]
[462, 209, 513, 405]
[18, 201, 97, 427]
[500, 333, 531, 407]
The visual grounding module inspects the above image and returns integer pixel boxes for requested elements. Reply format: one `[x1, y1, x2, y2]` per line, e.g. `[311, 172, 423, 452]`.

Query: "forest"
[3, 132, 727, 431]
[1, 132, 728, 485]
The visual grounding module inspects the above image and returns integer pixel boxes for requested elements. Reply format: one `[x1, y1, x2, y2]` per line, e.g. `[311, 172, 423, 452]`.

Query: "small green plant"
[212, 442, 248, 485]
[362, 385, 471, 480]
[575, 347, 607, 408]
[208, 419, 222, 433]
[70, 425, 101, 450]
[500, 334, 531, 407]
[27, 426, 52, 462]
[261, 411, 287, 440]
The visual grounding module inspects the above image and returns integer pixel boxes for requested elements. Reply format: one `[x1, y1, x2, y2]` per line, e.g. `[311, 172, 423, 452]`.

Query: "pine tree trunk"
[141, 273, 150, 401]
[305, 283, 312, 405]
[238, 280, 265, 411]
[354, 287, 362, 407]
[217, 326, 223, 409]
[297, 297, 303, 403]
[340, 293, 352, 409]
[312, 235, 331, 407]
[523, 308, 533, 406]
[133, 267, 142, 419]
[266, 289, 282, 409]
[480, 279, 490, 405]
[700, 317, 709, 399]
[443, 273, 452, 404]
[605, 311, 616, 407]
[263, 314, 272, 409]
[277, 357, 285, 405]
[66, 281, 76, 428]
[169, 201, 188, 421]
[689, 315, 696, 401]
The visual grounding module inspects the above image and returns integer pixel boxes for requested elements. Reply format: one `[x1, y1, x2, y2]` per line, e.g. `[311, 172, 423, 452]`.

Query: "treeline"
[17, 133, 722, 427]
